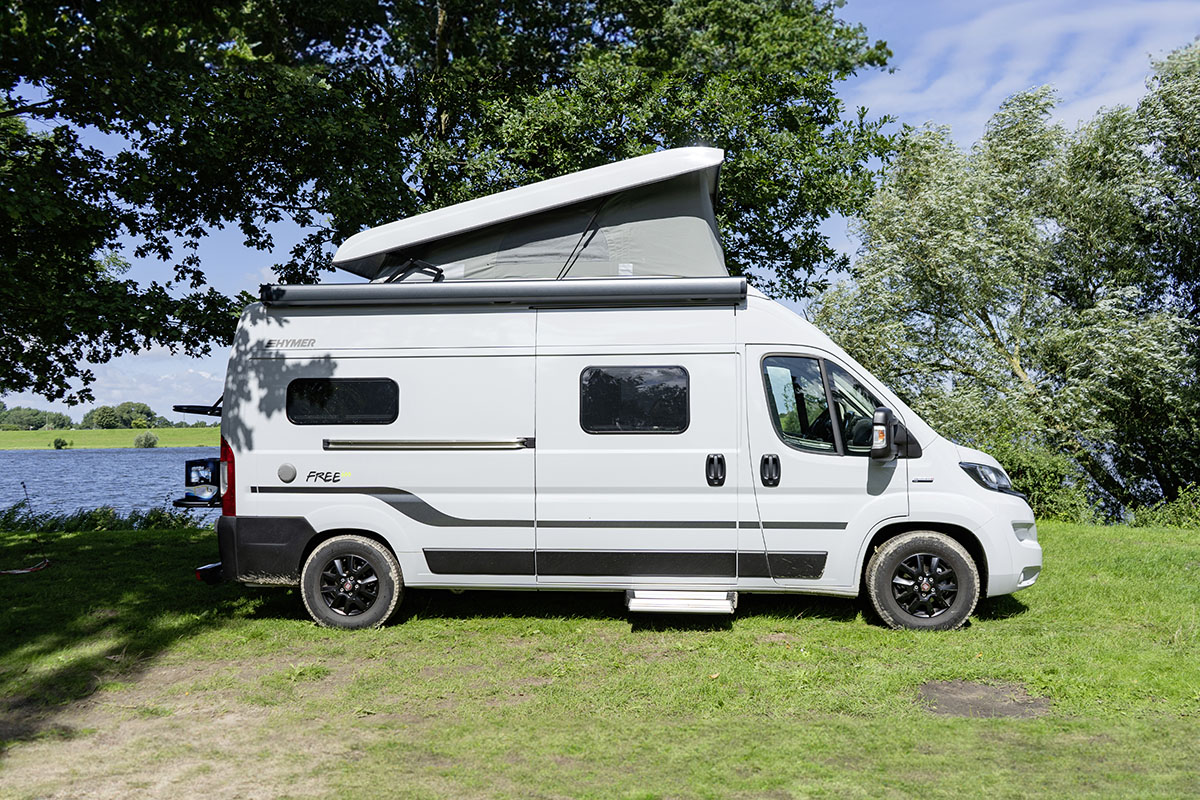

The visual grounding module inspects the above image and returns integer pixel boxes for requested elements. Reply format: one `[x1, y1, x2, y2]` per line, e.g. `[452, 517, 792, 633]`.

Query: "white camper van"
[186, 148, 1041, 631]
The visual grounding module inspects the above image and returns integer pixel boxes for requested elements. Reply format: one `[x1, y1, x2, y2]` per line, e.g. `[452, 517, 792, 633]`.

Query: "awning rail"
[259, 276, 747, 310]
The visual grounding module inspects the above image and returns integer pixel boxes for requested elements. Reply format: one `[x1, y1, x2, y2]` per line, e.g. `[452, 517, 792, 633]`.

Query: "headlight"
[960, 462, 1014, 493]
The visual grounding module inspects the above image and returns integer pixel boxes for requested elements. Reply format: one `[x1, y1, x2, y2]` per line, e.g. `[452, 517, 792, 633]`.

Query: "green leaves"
[2, 0, 893, 402]
[816, 50, 1200, 515]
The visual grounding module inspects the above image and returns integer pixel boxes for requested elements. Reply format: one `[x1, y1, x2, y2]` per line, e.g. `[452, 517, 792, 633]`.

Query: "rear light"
[220, 436, 236, 516]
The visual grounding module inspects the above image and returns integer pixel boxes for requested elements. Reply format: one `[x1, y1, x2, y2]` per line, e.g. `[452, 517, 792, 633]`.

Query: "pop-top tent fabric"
[332, 148, 728, 282]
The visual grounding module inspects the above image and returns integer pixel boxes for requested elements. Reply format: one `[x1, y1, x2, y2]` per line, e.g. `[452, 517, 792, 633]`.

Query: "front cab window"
[825, 362, 883, 456]
[761, 356, 836, 453]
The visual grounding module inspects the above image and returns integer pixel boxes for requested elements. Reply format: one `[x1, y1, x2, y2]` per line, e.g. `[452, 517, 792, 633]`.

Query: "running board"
[625, 590, 737, 615]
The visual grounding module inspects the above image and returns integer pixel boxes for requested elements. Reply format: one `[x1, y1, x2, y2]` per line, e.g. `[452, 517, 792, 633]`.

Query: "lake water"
[0, 447, 220, 522]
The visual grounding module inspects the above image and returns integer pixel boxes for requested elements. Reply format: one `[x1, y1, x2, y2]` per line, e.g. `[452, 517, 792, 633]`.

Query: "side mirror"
[870, 407, 899, 461]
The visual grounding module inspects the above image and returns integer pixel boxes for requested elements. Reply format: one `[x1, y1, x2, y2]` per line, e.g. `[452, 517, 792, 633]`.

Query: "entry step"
[625, 590, 737, 615]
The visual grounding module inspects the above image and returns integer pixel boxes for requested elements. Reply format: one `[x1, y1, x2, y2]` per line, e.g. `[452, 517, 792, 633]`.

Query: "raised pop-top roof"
[332, 147, 726, 281]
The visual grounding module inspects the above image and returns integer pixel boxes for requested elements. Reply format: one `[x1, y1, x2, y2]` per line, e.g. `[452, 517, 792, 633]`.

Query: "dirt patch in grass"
[0, 660, 356, 799]
[918, 680, 1050, 719]
[758, 632, 799, 644]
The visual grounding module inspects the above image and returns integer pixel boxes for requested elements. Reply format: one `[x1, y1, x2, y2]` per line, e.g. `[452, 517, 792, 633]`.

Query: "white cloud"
[845, 0, 1200, 143]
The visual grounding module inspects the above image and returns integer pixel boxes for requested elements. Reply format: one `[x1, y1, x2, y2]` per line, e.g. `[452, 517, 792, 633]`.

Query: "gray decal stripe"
[540, 520, 736, 529]
[254, 486, 533, 528]
[254, 487, 736, 529]
[253, 487, 840, 531]
[738, 521, 848, 530]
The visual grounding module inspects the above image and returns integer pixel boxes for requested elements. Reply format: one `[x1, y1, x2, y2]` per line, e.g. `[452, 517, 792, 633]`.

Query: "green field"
[0, 428, 219, 450]
[0, 522, 1197, 798]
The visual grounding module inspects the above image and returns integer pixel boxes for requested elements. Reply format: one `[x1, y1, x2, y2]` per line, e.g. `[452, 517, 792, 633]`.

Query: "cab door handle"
[705, 453, 726, 487]
[761, 454, 781, 487]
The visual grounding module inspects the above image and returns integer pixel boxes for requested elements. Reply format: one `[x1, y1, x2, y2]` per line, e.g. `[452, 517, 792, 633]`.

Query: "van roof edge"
[259, 276, 747, 309]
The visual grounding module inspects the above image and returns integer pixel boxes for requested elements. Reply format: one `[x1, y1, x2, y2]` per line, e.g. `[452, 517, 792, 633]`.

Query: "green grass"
[0, 522, 1197, 797]
[0, 427, 219, 450]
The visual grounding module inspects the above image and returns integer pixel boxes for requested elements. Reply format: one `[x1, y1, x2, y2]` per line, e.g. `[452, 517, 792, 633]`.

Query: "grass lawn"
[0, 428, 219, 450]
[0, 522, 1196, 798]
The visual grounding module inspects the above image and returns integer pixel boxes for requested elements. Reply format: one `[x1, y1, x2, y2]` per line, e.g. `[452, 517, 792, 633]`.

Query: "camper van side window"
[286, 378, 399, 425]
[761, 356, 837, 453]
[580, 367, 689, 434]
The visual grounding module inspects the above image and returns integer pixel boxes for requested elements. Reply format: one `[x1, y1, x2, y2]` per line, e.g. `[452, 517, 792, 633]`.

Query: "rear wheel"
[866, 531, 979, 631]
[300, 535, 403, 629]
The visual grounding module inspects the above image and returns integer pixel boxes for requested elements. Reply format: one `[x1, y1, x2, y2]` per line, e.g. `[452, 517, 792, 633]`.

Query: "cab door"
[744, 347, 908, 590]
[534, 353, 741, 586]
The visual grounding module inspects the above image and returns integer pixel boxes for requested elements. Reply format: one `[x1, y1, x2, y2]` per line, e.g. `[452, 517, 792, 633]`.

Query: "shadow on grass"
[396, 585, 865, 628]
[974, 594, 1029, 621]
[0, 528, 243, 754]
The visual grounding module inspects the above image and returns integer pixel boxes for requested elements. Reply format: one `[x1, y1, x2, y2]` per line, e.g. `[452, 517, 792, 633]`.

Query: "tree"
[113, 402, 154, 427]
[89, 407, 120, 430]
[2, 0, 387, 403]
[816, 86, 1198, 515]
[3, 0, 891, 402]
[1140, 42, 1200, 325]
[0, 406, 47, 429]
[41, 412, 73, 430]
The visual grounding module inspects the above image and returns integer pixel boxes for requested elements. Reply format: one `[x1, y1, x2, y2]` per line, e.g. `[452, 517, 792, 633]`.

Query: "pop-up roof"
[332, 147, 727, 282]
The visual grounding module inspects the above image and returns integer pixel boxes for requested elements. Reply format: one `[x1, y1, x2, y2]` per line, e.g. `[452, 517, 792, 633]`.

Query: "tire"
[300, 535, 403, 629]
[866, 531, 980, 631]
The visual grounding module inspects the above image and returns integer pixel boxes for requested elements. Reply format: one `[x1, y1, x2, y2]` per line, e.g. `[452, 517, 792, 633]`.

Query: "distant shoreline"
[0, 429, 219, 450]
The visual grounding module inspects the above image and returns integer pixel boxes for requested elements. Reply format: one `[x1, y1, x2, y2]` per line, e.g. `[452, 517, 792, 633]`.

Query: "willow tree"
[817, 71, 1200, 515]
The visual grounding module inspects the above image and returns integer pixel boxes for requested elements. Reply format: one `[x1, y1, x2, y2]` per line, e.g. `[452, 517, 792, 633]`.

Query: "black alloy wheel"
[301, 534, 403, 629]
[865, 531, 980, 631]
[891, 553, 958, 618]
[319, 554, 380, 616]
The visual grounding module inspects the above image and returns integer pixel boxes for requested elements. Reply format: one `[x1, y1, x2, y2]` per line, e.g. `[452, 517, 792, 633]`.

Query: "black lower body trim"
[424, 549, 535, 575]
[420, 549, 829, 579]
[738, 552, 771, 577]
[768, 552, 827, 579]
[738, 551, 827, 579]
[218, 515, 317, 584]
[538, 550, 734, 577]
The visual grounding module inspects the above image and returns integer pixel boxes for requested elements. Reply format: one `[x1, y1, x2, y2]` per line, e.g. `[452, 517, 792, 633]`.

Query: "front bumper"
[983, 499, 1043, 597]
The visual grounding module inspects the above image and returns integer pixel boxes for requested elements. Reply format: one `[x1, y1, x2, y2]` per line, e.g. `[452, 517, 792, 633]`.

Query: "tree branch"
[0, 98, 61, 119]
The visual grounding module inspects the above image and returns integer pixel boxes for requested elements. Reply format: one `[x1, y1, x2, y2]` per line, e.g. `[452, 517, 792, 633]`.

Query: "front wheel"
[866, 531, 980, 631]
[300, 535, 403, 629]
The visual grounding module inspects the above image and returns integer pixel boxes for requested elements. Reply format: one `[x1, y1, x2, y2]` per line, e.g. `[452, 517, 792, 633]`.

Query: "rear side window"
[286, 378, 399, 425]
[580, 366, 689, 434]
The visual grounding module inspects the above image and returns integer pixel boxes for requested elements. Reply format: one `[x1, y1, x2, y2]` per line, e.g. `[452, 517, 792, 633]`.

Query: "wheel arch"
[298, 528, 401, 575]
[857, 521, 988, 598]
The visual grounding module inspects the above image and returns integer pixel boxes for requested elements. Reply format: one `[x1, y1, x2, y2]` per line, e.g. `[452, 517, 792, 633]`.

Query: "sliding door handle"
[705, 453, 726, 487]
[760, 454, 781, 487]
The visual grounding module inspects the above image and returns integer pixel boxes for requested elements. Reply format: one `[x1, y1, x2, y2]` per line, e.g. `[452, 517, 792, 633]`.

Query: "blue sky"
[5, 0, 1200, 422]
